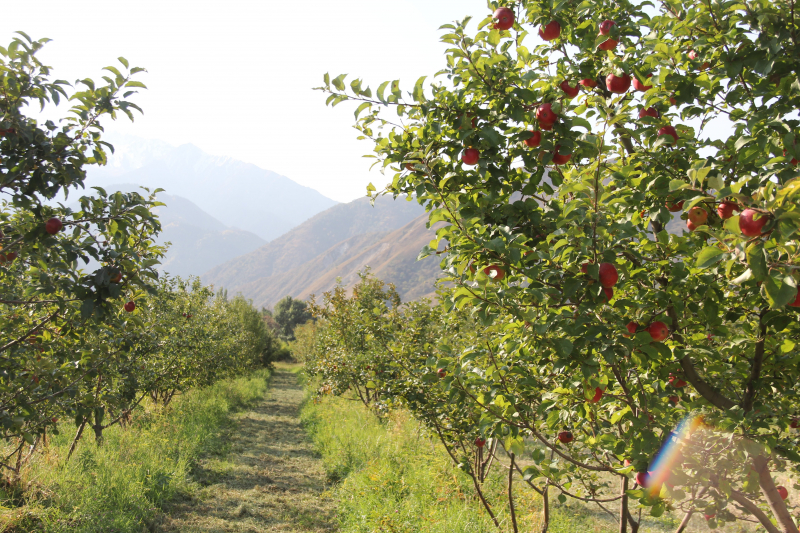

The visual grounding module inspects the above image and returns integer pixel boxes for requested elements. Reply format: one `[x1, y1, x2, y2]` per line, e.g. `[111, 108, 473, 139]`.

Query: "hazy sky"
[3, 0, 487, 202]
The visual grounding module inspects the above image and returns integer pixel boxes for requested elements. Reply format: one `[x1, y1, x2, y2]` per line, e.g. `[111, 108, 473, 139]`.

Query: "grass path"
[157, 366, 337, 532]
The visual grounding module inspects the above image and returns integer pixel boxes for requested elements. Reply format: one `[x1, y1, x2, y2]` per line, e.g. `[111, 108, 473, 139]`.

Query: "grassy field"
[0, 368, 271, 532]
[300, 387, 702, 533]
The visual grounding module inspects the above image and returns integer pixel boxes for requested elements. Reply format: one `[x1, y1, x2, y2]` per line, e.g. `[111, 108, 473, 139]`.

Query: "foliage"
[0, 369, 271, 533]
[318, 0, 800, 531]
[273, 295, 313, 340]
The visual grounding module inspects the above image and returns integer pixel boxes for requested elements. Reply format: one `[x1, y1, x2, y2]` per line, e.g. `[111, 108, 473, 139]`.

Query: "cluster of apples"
[582, 261, 619, 301]
[625, 320, 670, 342]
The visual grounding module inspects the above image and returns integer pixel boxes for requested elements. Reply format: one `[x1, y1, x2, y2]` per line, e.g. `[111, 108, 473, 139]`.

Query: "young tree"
[320, 1, 800, 531]
[273, 295, 313, 340]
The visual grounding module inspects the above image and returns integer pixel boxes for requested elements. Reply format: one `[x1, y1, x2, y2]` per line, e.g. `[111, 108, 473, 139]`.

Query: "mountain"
[227, 215, 443, 309]
[76, 186, 267, 277]
[202, 195, 426, 289]
[86, 135, 338, 241]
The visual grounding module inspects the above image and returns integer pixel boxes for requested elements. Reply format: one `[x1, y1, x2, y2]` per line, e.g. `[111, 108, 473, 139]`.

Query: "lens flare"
[644, 415, 706, 496]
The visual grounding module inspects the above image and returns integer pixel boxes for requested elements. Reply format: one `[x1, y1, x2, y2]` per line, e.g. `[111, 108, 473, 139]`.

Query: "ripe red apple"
[589, 387, 603, 403]
[624, 459, 632, 467]
[493, 7, 515, 31]
[666, 200, 684, 212]
[551, 146, 571, 165]
[557, 430, 573, 444]
[599, 19, 616, 35]
[686, 219, 698, 232]
[688, 50, 699, 60]
[598, 39, 618, 51]
[658, 125, 679, 145]
[669, 395, 680, 404]
[603, 287, 613, 302]
[6, 252, 17, 263]
[783, 149, 799, 166]
[739, 208, 769, 237]
[648, 321, 669, 342]
[639, 107, 659, 119]
[606, 73, 631, 94]
[635, 471, 649, 487]
[598, 262, 618, 287]
[540, 122, 554, 131]
[539, 20, 561, 41]
[790, 418, 799, 429]
[789, 287, 800, 308]
[625, 322, 638, 337]
[475, 437, 486, 448]
[124, 301, 136, 313]
[777, 486, 789, 500]
[688, 207, 708, 226]
[536, 103, 557, 124]
[560, 80, 579, 98]
[437, 368, 447, 378]
[717, 201, 738, 219]
[483, 265, 505, 280]
[669, 374, 687, 388]
[110, 271, 123, 283]
[704, 513, 716, 520]
[524, 130, 542, 148]
[462, 148, 480, 166]
[633, 74, 653, 92]
[579, 78, 597, 88]
[45, 217, 63, 235]
[51, 417, 58, 423]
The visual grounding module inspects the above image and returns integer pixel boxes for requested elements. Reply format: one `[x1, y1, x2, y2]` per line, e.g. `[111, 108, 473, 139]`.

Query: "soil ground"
[157, 365, 337, 532]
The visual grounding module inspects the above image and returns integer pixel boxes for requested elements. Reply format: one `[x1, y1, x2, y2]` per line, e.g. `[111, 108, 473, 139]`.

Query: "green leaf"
[764, 272, 797, 309]
[746, 243, 768, 281]
[696, 246, 725, 268]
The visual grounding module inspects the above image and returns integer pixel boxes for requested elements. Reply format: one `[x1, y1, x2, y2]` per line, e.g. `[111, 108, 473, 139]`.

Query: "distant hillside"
[202, 196, 426, 294]
[228, 215, 443, 308]
[86, 135, 338, 241]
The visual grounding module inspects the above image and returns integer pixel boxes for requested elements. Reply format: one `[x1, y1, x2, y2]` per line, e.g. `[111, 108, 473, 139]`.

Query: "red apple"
[536, 103, 558, 124]
[484, 265, 505, 280]
[124, 301, 136, 313]
[739, 208, 769, 237]
[666, 200, 684, 212]
[688, 207, 708, 226]
[525, 130, 542, 148]
[589, 387, 603, 403]
[599, 19, 616, 35]
[560, 80, 579, 98]
[717, 201, 738, 219]
[669, 395, 680, 404]
[783, 149, 799, 166]
[579, 78, 597, 88]
[539, 20, 561, 41]
[639, 107, 659, 119]
[405, 163, 415, 171]
[648, 321, 669, 342]
[540, 121, 554, 131]
[110, 271, 123, 283]
[658, 125, 679, 144]
[598, 262, 618, 287]
[462, 148, 480, 166]
[777, 486, 788, 500]
[598, 39, 618, 51]
[791, 418, 799, 428]
[633, 74, 653, 92]
[624, 459, 632, 467]
[437, 368, 447, 378]
[789, 287, 800, 308]
[493, 7, 515, 31]
[6, 252, 17, 263]
[635, 471, 649, 487]
[704, 513, 716, 520]
[606, 73, 631, 94]
[625, 322, 638, 336]
[551, 150, 571, 165]
[688, 49, 698, 60]
[475, 437, 486, 448]
[603, 287, 613, 302]
[669, 374, 687, 388]
[557, 430, 573, 444]
[45, 217, 63, 235]
[686, 219, 699, 232]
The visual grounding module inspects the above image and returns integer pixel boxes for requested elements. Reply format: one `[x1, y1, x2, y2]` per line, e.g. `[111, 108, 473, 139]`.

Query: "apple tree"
[320, 0, 800, 531]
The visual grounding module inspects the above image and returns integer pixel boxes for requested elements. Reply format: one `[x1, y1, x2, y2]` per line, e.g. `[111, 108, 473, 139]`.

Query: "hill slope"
[202, 196, 426, 294]
[231, 215, 443, 308]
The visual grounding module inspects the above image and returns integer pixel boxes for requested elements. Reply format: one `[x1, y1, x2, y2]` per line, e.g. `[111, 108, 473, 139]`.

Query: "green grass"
[0, 368, 271, 532]
[300, 388, 688, 533]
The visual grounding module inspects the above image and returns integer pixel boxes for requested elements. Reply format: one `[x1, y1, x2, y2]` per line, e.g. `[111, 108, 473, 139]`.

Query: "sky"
[2, 0, 488, 202]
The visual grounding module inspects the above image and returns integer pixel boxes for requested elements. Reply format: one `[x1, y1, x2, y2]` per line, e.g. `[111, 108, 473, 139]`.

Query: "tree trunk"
[66, 418, 87, 462]
[508, 453, 518, 533]
[541, 481, 550, 533]
[619, 476, 629, 533]
[753, 456, 799, 533]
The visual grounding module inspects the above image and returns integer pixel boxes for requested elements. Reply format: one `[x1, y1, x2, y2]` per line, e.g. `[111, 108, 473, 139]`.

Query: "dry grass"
[156, 364, 336, 532]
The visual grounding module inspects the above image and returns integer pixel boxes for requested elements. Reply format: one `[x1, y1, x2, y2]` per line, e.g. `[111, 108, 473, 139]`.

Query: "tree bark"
[729, 489, 782, 533]
[508, 453, 518, 533]
[753, 456, 799, 533]
[619, 476, 629, 533]
[66, 418, 87, 462]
